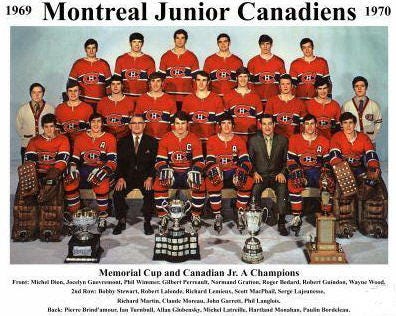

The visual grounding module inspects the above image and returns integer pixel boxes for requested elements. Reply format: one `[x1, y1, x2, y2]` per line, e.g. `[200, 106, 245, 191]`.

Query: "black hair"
[41, 113, 57, 127]
[217, 112, 235, 125]
[314, 77, 330, 88]
[148, 71, 165, 81]
[258, 34, 273, 45]
[173, 29, 188, 40]
[300, 37, 314, 48]
[29, 82, 45, 95]
[89, 113, 105, 123]
[84, 38, 98, 49]
[217, 33, 230, 42]
[66, 79, 79, 90]
[194, 70, 210, 80]
[129, 32, 144, 43]
[172, 111, 189, 123]
[339, 111, 357, 124]
[302, 114, 317, 123]
[279, 74, 293, 83]
[352, 76, 368, 88]
[109, 74, 123, 84]
[260, 113, 276, 123]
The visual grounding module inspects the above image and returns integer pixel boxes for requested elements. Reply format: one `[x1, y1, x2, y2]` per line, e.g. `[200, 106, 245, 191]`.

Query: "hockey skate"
[213, 214, 223, 234]
[290, 215, 302, 236]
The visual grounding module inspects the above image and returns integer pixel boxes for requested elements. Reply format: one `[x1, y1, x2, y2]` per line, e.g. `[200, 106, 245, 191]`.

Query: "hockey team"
[13, 30, 387, 246]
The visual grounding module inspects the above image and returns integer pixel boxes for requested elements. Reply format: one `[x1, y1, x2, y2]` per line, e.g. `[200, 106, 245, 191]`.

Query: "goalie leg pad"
[12, 188, 38, 241]
[38, 205, 63, 241]
[333, 185, 357, 238]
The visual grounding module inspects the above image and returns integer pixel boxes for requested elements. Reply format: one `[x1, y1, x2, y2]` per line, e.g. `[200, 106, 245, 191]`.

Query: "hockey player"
[329, 112, 386, 238]
[265, 74, 306, 138]
[341, 76, 382, 147]
[55, 80, 93, 143]
[203, 33, 243, 97]
[13, 113, 70, 241]
[305, 77, 341, 140]
[96, 75, 135, 140]
[153, 111, 205, 232]
[114, 32, 156, 106]
[223, 67, 262, 142]
[289, 38, 331, 100]
[182, 71, 224, 151]
[68, 38, 112, 109]
[287, 114, 334, 235]
[159, 29, 199, 110]
[247, 34, 286, 107]
[205, 113, 253, 233]
[64, 113, 117, 232]
[134, 72, 177, 140]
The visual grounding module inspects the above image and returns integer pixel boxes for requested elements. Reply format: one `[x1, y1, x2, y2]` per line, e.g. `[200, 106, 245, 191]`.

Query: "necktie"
[134, 136, 139, 154]
[266, 137, 272, 157]
[33, 103, 39, 113]
[358, 99, 364, 114]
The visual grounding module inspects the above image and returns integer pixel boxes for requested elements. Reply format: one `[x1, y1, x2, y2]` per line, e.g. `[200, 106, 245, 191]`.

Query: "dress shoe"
[144, 221, 154, 235]
[278, 222, 289, 236]
[112, 220, 126, 235]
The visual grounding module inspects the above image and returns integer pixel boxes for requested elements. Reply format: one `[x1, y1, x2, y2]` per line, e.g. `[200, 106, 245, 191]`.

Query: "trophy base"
[306, 242, 347, 264]
[153, 228, 200, 262]
[65, 234, 103, 263]
[241, 237, 264, 264]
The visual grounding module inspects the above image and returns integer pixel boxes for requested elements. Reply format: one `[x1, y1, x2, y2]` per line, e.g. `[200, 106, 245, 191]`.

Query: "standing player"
[223, 67, 262, 142]
[289, 38, 331, 100]
[182, 71, 224, 151]
[13, 113, 70, 241]
[341, 76, 382, 147]
[68, 38, 112, 109]
[96, 75, 135, 140]
[159, 29, 199, 110]
[114, 32, 156, 107]
[135, 72, 177, 140]
[305, 78, 341, 140]
[205, 113, 253, 233]
[203, 33, 243, 97]
[153, 111, 205, 231]
[287, 114, 334, 235]
[64, 114, 117, 232]
[265, 74, 306, 138]
[55, 81, 93, 143]
[247, 34, 286, 107]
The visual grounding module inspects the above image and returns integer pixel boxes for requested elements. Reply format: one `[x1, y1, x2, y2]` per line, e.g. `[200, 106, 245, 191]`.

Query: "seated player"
[265, 74, 306, 138]
[305, 77, 341, 140]
[287, 114, 334, 235]
[329, 112, 387, 238]
[97, 74, 135, 140]
[153, 111, 205, 232]
[205, 113, 253, 233]
[182, 70, 224, 152]
[55, 80, 93, 144]
[64, 113, 117, 232]
[249, 114, 289, 236]
[223, 67, 262, 142]
[13, 113, 70, 242]
[135, 72, 177, 140]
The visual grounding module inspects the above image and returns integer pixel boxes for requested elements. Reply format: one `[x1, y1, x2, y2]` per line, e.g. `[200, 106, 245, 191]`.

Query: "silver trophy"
[241, 197, 265, 264]
[153, 199, 200, 262]
[65, 207, 103, 263]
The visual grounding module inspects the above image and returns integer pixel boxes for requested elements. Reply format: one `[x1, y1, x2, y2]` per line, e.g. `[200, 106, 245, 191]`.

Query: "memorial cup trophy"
[153, 199, 200, 262]
[306, 179, 348, 264]
[241, 197, 265, 264]
[65, 207, 103, 263]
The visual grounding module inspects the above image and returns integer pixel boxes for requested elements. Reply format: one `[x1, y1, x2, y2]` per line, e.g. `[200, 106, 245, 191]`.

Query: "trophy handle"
[161, 200, 169, 214]
[184, 200, 192, 213]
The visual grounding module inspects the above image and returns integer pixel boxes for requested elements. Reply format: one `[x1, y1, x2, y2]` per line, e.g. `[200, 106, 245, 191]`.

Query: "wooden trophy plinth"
[307, 213, 347, 264]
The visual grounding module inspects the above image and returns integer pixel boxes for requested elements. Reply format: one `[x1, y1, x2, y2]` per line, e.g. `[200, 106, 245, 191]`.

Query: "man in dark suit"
[113, 115, 158, 235]
[248, 114, 289, 236]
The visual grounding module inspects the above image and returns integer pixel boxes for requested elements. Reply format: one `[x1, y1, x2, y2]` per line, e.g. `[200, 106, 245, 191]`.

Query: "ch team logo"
[82, 150, 101, 164]
[301, 72, 316, 84]
[276, 112, 293, 125]
[146, 110, 163, 122]
[125, 69, 141, 80]
[192, 111, 209, 123]
[106, 114, 122, 126]
[299, 153, 317, 167]
[38, 151, 56, 164]
[170, 67, 186, 78]
[171, 151, 187, 163]
[365, 114, 374, 121]
[62, 120, 80, 133]
[259, 72, 275, 84]
[216, 69, 231, 81]
[317, 116, 331, 129]
[345, 154, 362, 167]
[82, 72, 99, 85]
[218, 154, 233, 168]
[234, 105, 251, 118]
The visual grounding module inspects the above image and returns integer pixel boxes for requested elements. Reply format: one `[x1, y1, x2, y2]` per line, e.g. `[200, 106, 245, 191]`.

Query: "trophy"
[241, 197, 265, 264]
[306, 187, 348, 264]
[153, 199, 200, 262]
[65, 207, 103, 263]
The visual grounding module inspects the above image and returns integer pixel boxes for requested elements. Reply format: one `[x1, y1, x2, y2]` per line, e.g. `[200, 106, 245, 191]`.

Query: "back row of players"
[13, 30, 385, 241]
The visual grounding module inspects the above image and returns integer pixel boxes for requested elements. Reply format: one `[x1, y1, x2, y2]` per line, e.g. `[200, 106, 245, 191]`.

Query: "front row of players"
[12, 110, 387, 243]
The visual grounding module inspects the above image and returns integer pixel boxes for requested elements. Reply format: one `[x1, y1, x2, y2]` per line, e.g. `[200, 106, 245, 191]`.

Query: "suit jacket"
[116, 133, 158, 181]
[248, 132, 288, 178]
